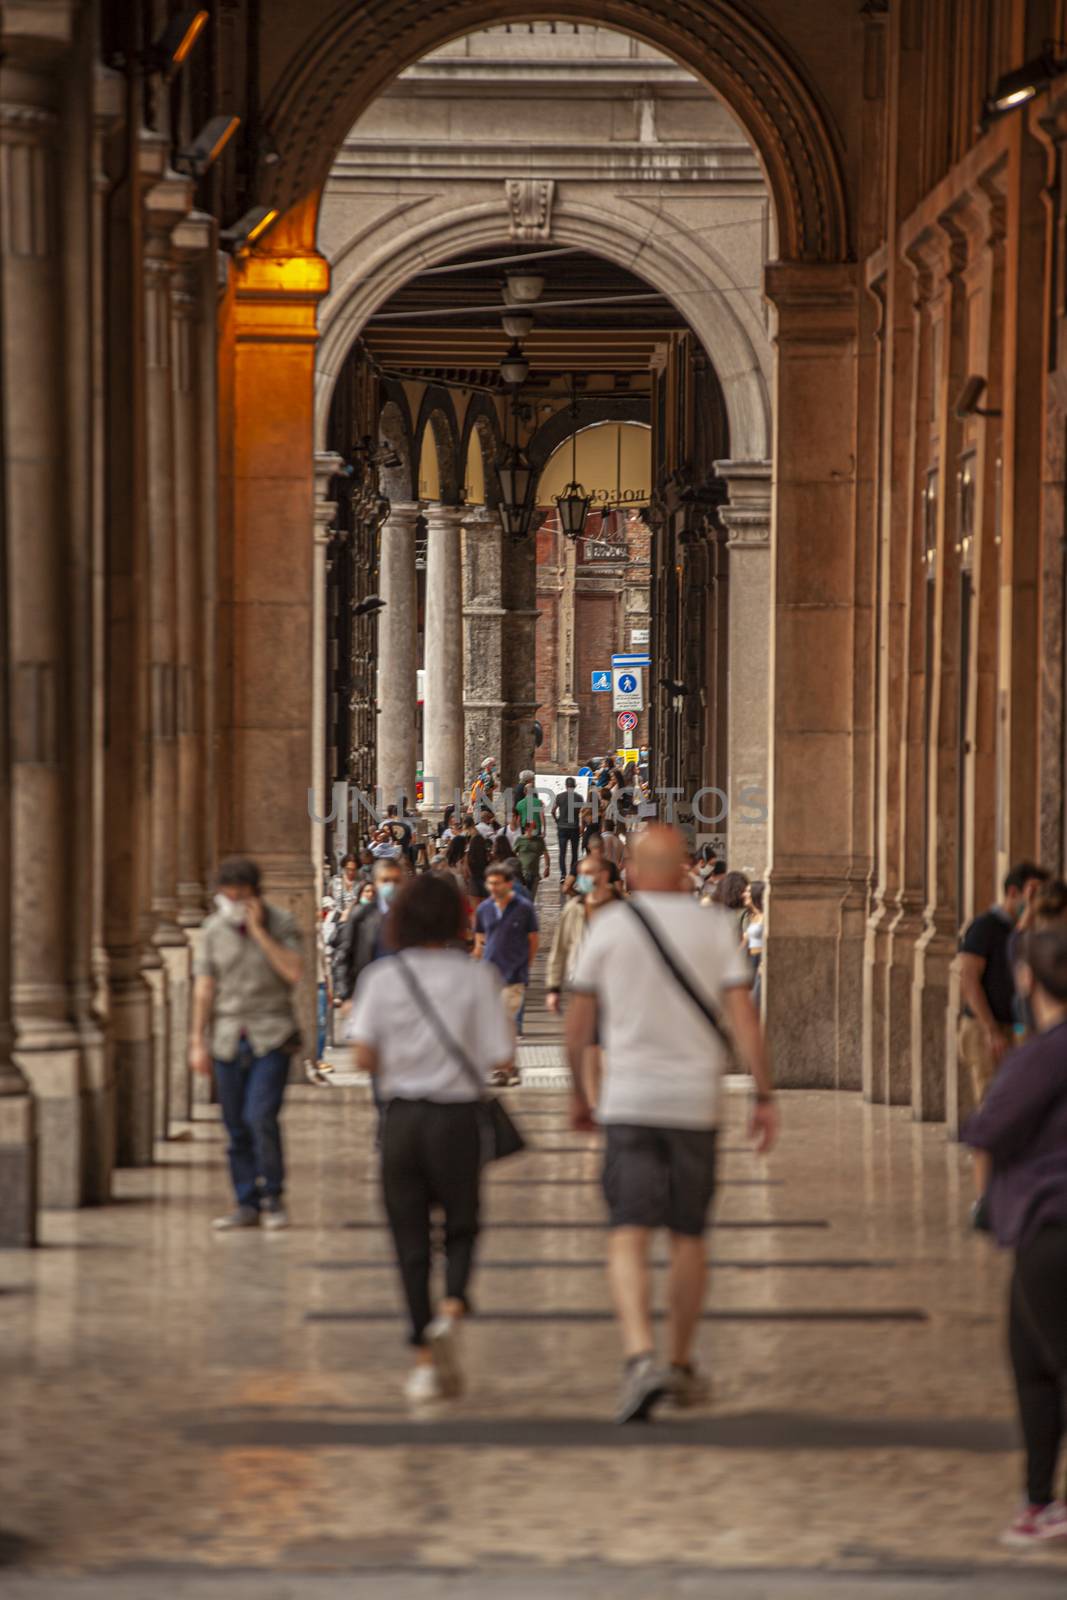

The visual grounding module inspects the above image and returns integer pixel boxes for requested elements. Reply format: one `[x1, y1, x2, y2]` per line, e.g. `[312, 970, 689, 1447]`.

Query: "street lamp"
[496, 440, 538, 540]
[555, 408, 590, 540]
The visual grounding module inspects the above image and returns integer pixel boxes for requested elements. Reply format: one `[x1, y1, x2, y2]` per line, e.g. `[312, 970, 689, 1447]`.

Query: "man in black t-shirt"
[553, 777, 584, 880]
[959, 860, 1048, 1106]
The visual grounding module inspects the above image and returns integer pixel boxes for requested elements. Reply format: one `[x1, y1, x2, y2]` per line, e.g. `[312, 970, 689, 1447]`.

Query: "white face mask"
[214, 892, 245, 926]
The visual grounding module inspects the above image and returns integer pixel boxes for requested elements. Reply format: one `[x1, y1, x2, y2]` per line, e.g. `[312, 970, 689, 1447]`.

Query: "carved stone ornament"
[506, 178, 555, 242]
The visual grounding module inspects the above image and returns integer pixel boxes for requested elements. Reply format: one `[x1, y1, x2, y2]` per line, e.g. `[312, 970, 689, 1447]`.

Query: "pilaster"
[313, 452, 343, 874]
[463, 509, 506, 783]
[762, 262, 860, 1088]
[715, 459, 771, 879]
[1, 39, 87, 1207]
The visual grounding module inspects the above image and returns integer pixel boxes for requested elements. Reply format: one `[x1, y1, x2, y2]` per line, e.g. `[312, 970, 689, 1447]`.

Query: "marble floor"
[2, 888, 1067, 1595]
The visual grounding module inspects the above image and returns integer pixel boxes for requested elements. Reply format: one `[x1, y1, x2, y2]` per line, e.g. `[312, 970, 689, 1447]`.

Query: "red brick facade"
[535, 509, 651, 771]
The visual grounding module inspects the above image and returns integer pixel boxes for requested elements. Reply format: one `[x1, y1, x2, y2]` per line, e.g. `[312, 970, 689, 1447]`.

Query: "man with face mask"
[332, 859, 404, 1009]
[189, 857, 303, 1230]
[545, 855, 616, 1015]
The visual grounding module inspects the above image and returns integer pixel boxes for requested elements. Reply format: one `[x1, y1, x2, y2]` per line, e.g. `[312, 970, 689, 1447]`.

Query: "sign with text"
[612, 668, 643, 712]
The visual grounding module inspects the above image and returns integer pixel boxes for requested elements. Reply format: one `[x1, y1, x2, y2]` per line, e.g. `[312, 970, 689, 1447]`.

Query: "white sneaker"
[262, 1202, 289, 1231]
[426, 1314, 464, 1397]
[211, 1206, 259, 1231]
[404, 1364, 443, 1404]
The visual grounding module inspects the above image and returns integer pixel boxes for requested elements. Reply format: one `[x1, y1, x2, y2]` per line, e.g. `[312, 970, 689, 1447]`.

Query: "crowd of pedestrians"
[184, 765, 1067, 1541]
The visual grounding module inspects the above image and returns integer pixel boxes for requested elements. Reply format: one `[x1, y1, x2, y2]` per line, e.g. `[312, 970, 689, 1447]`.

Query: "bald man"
[566, 824, 777, 1423]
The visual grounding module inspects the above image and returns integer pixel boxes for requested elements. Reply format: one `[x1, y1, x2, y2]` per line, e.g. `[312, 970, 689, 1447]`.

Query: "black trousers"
[557, 827, 580, 877]
[381, 1098, 482, 1346]
[1009, 1223, 1067, 1504]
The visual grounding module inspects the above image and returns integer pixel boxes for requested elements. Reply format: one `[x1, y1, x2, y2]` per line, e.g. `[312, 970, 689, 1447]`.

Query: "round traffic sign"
[617, 710, 638, 732]
[618, 672, 638, 694]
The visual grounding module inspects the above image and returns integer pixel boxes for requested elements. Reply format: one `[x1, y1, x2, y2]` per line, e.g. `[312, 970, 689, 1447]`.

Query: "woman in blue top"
[964, 925, 1067, 1549]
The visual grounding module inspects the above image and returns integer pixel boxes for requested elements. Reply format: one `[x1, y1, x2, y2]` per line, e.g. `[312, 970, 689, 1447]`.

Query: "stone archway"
[261, 0, 849, 266]
[314, 206, 770, 463]
[225, 3, 864, 1091]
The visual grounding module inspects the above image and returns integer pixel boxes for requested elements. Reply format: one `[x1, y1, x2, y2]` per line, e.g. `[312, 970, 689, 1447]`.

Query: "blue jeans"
[316, 981, 328, 1059]
[213, 1041, 290, 1208]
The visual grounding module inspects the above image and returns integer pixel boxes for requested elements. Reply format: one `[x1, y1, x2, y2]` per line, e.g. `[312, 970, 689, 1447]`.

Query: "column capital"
[763, 261, 858, 343]
[233, 250, 330, 348]
[423, 502, 467, 528]
[714, 459, 771, 548]
[382, 499, 422, 528]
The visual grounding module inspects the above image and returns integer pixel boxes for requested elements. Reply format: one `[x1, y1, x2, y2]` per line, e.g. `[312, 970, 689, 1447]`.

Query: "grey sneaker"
[212, 1206, 260, 1231]
[668, 1363, 711, 1409]
[615, 1355, 670, 1424]
[425, 1314, 464, 1397]
[262, 1199, 289, 1231]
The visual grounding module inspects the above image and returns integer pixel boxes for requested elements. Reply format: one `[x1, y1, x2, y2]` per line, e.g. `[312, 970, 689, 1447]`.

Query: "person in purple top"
[964, 924, 1067, 1549]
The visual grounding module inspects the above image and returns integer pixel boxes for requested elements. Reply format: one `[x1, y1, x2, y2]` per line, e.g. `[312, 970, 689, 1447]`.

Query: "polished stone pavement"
[2, 887, 1067, 1594]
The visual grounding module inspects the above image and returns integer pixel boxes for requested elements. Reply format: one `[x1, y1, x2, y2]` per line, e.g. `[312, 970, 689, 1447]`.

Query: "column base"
[836, 884, 867, 1092]
[141, 955, 171, 1145]
[160, 941, 191, 1130]
[177, 883, 206, 928]
[78, 1015, 114, 1205]
[885, 901, 923, 1112]
[15, 1032, 86, 1209]
[111, 969, 155, 1168]
[862, 902, 890, 1103]
[0, 1092, 37, 1246]
[911, 923, 954, 1125]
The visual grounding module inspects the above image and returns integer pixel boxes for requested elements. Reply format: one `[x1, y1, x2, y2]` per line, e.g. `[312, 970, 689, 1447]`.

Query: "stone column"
[0, 82, 36, 1241]
[376, 501, 420, 806]
[501, 525, 539, 781]
[168, 220, 212, 1129]
[223, 249, 329, 1060]
[715, 460, 771, 878]
[313, 453, 343, 872]
[1, 50, 88, 1207]
[172, 226, 212, 932]
[555, 527, 580, 772]
[104, 108, 154, 1169]
[422, 503, 466, 812]
[463, 509, 505, 782]
[142, 169, 193, 1142]
[762, 264, 860, 1088]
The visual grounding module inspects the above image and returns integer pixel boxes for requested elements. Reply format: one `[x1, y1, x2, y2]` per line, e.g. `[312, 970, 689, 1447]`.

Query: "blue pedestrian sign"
[618, 672, 637, 694]
[591, 670, 611, 692]
[612, 665, 644, 712]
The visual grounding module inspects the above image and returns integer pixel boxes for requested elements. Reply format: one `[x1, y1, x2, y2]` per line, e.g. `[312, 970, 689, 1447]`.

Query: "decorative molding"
[506, 177, 555, 241]
[262, 0, 850, 264]
[0, 127, 53, 257]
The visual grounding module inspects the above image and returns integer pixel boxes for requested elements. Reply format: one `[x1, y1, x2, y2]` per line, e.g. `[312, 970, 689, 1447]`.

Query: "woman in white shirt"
[346, 872, 514, 1404]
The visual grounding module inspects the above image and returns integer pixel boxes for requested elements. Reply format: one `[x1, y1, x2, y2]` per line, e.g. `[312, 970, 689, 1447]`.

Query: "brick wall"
[535, 511, 651, 771]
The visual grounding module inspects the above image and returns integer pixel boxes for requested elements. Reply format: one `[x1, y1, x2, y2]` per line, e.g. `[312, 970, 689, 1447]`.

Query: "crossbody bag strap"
[394, 955, 485, 1098]
[623, 898, 728, 1042]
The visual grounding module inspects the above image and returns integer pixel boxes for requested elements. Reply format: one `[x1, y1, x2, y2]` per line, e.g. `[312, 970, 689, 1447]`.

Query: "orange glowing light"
[173, 9, 209, 66]
[244, 208, 279, 248]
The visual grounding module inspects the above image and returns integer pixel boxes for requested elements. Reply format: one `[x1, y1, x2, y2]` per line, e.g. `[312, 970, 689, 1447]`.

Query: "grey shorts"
[602, 1123, 718, 1237]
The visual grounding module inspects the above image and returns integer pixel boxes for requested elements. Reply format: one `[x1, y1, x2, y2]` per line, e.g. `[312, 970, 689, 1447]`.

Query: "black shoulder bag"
[394, 957, 526, 1165]
[623, 898, 729, 1043]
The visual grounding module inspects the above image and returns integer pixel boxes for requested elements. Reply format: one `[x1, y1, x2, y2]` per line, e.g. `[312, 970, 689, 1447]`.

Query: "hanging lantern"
[496, 441, 538, 540]
[500, 341, 529, 386]
[556, 481, 591, 541]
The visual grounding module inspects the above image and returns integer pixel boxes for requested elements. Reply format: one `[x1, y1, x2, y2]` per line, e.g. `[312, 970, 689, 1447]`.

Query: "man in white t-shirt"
[566, 824, 777, 1424]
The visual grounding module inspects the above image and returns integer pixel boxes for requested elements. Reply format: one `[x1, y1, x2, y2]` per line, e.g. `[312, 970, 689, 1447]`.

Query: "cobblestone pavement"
[2, 873, 1067, 1593]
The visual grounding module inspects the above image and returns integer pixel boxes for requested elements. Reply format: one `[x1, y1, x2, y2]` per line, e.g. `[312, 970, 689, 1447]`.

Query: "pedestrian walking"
[546, 854, 619, 1014]
[963, 924, 1067, 1547]
[474, 861, 539, 1061]
[332, 858, 403, 1006]
[189, 857, 303, 1231]
[552, 776, 584, 880]
[565, 825, 776, 1423]
[513, 818, 550, 899]
[346, 872, 515, 1404]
